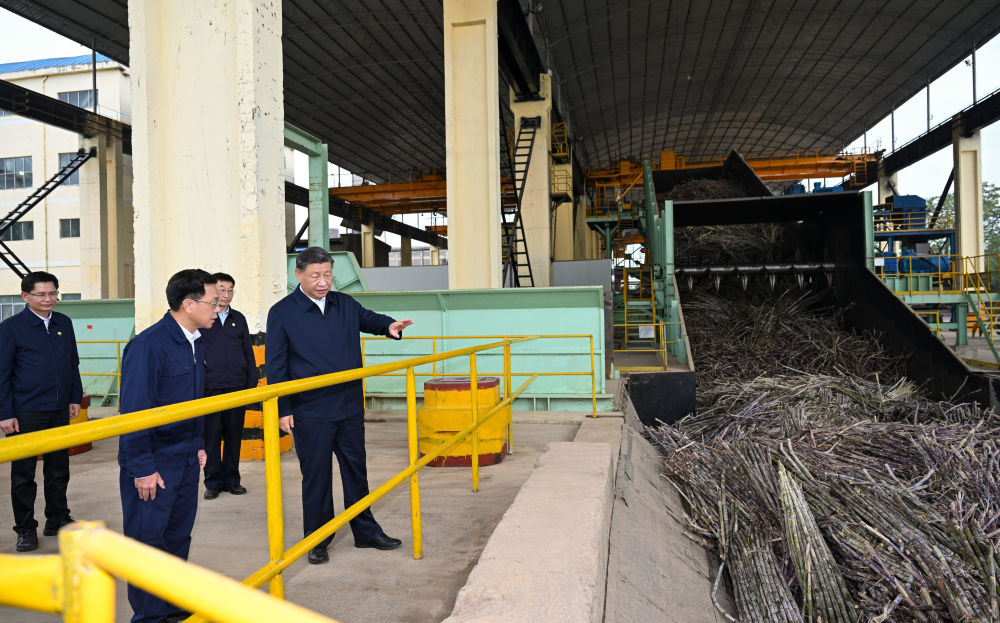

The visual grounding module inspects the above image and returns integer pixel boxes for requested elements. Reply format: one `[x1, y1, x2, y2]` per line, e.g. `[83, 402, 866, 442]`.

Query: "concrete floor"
[0, 412, 582, 623]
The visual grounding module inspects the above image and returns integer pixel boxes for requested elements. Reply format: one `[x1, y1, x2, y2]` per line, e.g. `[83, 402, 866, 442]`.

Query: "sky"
[0, 7, 997, 237]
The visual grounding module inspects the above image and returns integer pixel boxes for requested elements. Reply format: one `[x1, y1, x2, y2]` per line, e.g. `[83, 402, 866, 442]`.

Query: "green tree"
[925, 181, 1000, 254]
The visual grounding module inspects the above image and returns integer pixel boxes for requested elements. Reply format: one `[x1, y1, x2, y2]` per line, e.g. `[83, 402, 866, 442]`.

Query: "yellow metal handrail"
[0, 336, 544, 622]
[612, 321, 685, 369]
[361, 334, 599, 418]
[76, 339, 127, 380]
[0, 522, 338, 622]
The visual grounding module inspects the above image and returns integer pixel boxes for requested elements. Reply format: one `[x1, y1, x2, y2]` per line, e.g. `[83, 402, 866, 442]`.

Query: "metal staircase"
[0, 147, 96, 277]
[501, 116, 540, 287]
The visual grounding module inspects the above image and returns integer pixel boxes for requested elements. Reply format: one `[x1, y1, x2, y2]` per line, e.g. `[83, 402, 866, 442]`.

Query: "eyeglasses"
[189, 298, 221, 308]
[27, 291, 59, 300]
[217, 288, 234, 295]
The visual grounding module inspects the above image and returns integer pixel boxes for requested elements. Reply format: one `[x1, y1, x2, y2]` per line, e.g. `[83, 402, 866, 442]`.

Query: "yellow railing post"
[590, 335, 597, 417]
[405, 367, 422, 559]
[262, 397, 285, 599]
[470, 353, 479, 492]
[503, 341, 512, 454]
[60, 522, 115, 623]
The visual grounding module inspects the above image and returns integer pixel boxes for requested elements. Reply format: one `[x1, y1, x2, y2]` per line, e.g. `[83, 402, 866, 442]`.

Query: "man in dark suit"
[0, 271, 82, 552]
[200, 272, 258, 499]
[266, 246, 413, 565]
[118, 269, 219, 623]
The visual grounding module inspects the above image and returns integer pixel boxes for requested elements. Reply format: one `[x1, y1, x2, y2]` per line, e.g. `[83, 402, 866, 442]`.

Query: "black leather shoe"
[42, 516, 75, 536]
[203, 488, 221, 500]
[307, 546, 329, 564]
[226, 484, 247, 495]
[354, 534, 402, 550]
[16, 530, 38, 552]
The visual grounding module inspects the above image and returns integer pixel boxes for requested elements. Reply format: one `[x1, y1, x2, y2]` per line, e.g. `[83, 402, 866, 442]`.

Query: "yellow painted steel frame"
[359, 334, 599, 418]
[76, 340, 127, 382]
[0, 337, 544, 623]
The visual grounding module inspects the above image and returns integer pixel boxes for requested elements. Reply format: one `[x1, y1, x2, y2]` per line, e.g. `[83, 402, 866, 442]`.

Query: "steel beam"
[497, 0, 544, 100]
[0, 77, 131, 153]
[285, 181, 447, 249]
[883, 87, 1000, 175]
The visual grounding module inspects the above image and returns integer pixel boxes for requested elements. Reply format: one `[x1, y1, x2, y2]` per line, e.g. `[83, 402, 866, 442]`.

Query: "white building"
[0, 53, 132, 320]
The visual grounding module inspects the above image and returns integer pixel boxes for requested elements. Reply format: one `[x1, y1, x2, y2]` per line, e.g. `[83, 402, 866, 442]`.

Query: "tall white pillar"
[129, 0, 285, 331]
[444, 0, 502, 289]
[953, 120, 985, 261]
[510, 74, 553, 286]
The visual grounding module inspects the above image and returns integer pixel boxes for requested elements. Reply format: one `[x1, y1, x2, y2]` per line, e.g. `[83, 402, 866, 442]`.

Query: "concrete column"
[360, 214, 376, 268]
[130, 0, 285, 332]
[509, 74, 553, 286]
[430, 245, 440, 266]
[573, 198, 589, 260]
[953, 121, 985, 261]
[444, 0, 502, 289]
[80, 135, 132, 299]
[400, 237, 412, 266]
[551, 163, 574, 261]
[876, 162, 896, 204]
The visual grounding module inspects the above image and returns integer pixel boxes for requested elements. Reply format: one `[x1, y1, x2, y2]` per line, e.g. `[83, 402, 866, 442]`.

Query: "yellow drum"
[418, 377, 509, 467]
[67, 394, 93, 455]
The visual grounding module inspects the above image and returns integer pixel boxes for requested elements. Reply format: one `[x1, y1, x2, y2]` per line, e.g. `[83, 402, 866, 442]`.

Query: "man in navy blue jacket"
[0, 271, 82, 553]
[118, 269, 219, 623]
[200, 272, 258, 500]
[266, 247, 413, 565]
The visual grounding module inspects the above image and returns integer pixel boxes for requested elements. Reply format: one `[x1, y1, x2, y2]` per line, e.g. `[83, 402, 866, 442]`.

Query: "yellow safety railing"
[612, 321, 685, 370]
[551, 168, 572, 197]
[361, 335, 598, 418]
[877, 254, 964, 296]
[0, 522, 337, 623]
[873, 208, 955, 233]
[913, 310, 942, 336]
[0, 336, 543, 622]
[76, 340, 126, 379]
[550, 121, 569, 160]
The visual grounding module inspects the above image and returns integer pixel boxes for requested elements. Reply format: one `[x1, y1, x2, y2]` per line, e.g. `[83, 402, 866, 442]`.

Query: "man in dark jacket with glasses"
[0, 271, 82, 553]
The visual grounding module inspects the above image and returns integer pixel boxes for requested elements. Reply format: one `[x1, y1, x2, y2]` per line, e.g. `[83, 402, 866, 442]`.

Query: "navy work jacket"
[118, 312, 206, 479]
[201, 307, 258, 391]
[266, 287, 395, 421]
[0, 307, 83, 415]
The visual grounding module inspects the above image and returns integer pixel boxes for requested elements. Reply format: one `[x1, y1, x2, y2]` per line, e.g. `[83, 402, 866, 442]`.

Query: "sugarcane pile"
[648, 287, 1000, 622]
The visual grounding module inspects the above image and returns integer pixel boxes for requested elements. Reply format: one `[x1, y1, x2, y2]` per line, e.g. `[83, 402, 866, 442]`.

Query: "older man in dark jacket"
[0, 271, 82, 553]
[119, 269, 219, 623]
[266, 246, 412, 565]
[200, 272, 258, 499]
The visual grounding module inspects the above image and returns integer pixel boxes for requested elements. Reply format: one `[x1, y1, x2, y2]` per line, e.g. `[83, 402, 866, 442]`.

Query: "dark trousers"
[120, 459, 199, 623]
[10, 409, 70, 533]
[291, 415, 382, 548]
[203, 387, 244, 490]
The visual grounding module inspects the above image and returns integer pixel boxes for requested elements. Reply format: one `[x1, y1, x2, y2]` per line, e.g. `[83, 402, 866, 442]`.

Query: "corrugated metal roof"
[4, 2, 1000, 173]
[0, 53, 113, 76]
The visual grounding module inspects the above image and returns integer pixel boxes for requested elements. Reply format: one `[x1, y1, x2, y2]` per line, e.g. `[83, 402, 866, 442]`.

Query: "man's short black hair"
[295, 246, 334, 271]
[213, 272, 235, 287]
[166, 269, 217, 312]
[21, 271, 59, 293]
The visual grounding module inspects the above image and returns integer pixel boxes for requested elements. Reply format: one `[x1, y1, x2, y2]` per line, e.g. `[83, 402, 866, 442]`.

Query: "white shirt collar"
[218, 309, 230, 323]
[175, 320, 201, 354]
[299, 285, 326, 313]
[30, 308, 51, 329]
